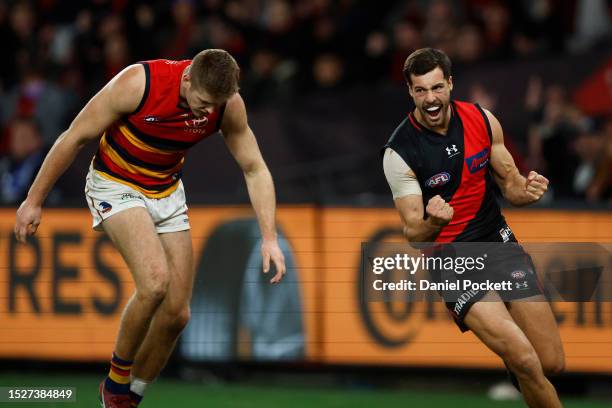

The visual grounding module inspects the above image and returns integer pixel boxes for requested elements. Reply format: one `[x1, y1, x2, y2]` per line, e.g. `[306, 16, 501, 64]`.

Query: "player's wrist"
[426, 216, 448, 228]
[261, 232, 278, 242]
[25, 192, 45, 207]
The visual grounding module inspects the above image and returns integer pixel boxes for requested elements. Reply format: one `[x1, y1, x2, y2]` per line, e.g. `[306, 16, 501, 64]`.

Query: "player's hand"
[426, 195, 454, 227]
[261, 238, 286, 284]
[14, 199, 42, 243]
[525, 171, 549, 202]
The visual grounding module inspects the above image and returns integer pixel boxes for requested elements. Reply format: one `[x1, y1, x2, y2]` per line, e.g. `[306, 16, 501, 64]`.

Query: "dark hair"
[403, 48, 452, 85]
[190, 49, 240, 99]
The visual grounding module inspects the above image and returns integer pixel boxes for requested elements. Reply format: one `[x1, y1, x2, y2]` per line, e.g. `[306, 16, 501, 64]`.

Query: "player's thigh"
[102, 207, 168, 289]
[506, 297, 564, 370]
[158, 229, 195, 307]
[464, 300, 536, 363]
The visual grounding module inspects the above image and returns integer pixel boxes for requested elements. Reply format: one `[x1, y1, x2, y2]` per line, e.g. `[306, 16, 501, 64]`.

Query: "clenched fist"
[525, 171, 549, 202]
[14, 199, 41, 243]
[426, 195, 454, 226]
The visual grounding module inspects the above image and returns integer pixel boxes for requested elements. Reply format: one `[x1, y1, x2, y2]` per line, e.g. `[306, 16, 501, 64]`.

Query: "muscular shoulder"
[105, 64, 147, 115]
[483, 108, 503, 144]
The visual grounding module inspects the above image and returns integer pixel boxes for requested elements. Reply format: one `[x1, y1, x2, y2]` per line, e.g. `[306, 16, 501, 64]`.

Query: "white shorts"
[84, 166, 190, 234]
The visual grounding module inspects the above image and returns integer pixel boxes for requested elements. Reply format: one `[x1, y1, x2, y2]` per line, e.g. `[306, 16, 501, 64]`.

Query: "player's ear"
[182, 74, 193, 94]
[448, 76, 453, 91]
[407, 83, 413, 97]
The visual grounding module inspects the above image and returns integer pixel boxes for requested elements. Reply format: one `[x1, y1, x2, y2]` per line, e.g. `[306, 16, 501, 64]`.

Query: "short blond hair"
[190, 49, 240, 99]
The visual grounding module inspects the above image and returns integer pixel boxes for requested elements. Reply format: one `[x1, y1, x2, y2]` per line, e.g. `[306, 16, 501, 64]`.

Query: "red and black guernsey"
[93, 59, 225, 198]
[384, 100, 506, 242]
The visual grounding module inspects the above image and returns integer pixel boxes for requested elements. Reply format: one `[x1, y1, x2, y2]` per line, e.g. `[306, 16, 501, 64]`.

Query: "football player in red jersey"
[383, 48, 564, 408]
[14, 49, 286, 408]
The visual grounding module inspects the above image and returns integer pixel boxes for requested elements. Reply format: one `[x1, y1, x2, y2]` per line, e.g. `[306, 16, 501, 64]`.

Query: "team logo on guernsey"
[185, 117, 208, 128]
[425, 172, 451, 188]
[465, 147, 490, 173]
[99, 201, 112, 213]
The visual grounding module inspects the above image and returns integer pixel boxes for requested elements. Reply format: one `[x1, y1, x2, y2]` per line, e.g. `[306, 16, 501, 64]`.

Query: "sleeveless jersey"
[93, 59, 225, 198]
[384, 100, 506, 242]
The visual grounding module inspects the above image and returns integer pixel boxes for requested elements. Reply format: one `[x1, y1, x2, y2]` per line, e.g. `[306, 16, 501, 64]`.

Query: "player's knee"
[138, 283, 167, 305]
[176, 306, 191, 330]
[166, 306, 191, 333]
[138, 263, 169, 304]
[504, 345, 542, 380]
[542, 354, 565, 376]
[501, 339, 542, 379]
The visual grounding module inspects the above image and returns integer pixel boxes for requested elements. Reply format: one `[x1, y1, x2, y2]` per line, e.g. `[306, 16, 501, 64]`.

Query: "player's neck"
[414, 105, 451, 135]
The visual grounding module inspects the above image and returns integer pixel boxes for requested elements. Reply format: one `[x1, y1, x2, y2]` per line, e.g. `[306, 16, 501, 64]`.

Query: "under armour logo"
[500, 226, 513, 242]
[515, 281, 529, 290]
[446, 144, 459, 157]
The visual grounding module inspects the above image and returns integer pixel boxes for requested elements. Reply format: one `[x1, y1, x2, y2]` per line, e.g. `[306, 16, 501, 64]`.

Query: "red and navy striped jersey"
[384, 100, 506, 242]
[93, 59, 225, 198]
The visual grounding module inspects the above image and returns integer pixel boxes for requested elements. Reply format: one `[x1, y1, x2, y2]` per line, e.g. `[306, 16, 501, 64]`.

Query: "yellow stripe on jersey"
[118, 124, 176, 155]
[95, 170, 180, 198]
[99, 136, 184, 179]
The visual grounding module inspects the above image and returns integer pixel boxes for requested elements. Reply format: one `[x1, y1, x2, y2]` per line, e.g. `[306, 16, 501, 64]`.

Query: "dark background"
[0, 0, 610, 206]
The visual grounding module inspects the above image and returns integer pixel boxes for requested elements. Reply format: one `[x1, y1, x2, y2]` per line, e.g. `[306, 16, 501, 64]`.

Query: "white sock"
[130, 378, 149, 397]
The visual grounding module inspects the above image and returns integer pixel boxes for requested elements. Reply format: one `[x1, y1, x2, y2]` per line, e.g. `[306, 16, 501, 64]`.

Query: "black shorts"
[428, 225, 544, 332]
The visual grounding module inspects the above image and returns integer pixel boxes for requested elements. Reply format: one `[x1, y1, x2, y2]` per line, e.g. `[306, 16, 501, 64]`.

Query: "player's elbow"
[60, 127, 99, 150]
[243, 159, 269, 179]
[402, 221, 425, 243]
[402, 225, 417, 242]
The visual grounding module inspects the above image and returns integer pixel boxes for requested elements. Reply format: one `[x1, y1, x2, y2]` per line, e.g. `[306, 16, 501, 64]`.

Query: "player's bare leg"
[98, 207, 171, 405]
[132, 229, 195, 381]
[507, 297, 565, 376]
[103, 208, 171, 360]
[464, 298, 563, 408]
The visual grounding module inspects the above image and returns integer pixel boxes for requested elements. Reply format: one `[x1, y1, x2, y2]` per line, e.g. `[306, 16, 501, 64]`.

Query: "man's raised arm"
[486, 109, 549, 207]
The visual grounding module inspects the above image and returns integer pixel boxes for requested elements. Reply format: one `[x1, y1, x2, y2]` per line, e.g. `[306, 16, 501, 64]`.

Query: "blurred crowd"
[524, 78, 612, 203]
[0, 0, 610, 204]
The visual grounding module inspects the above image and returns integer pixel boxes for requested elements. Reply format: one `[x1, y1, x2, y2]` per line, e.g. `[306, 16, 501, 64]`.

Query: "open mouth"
[424, 105, 442, 120]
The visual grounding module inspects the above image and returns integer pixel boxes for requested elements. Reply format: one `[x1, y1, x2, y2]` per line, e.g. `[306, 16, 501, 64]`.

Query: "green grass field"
[0, 373, 610, 408]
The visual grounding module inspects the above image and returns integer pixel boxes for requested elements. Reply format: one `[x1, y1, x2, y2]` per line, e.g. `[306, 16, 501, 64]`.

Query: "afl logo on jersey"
[425, 172, 451, 188]
[465, 147, 490, 174]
